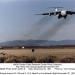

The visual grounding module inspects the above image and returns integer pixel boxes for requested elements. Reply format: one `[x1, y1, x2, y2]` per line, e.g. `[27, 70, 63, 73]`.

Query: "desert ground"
[0, 48, 75, 63]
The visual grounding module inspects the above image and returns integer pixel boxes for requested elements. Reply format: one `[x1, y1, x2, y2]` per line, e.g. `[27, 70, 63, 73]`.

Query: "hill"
[0, 40, 75, 47]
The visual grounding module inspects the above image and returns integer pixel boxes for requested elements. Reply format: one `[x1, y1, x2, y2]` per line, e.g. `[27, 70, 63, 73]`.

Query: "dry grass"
[0, 48, 75, 63]
[60, 57, 75, 63]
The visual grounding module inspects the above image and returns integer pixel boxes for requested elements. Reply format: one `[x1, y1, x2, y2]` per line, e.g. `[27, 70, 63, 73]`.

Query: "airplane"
[36, 7, 75, 19]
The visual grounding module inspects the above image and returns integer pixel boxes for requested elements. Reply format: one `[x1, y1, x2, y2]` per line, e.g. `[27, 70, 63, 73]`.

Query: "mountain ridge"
[0, 40, 75, 46]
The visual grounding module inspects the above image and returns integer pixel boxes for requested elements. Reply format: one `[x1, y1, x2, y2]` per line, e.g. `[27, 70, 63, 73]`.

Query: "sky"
[0, 0, 75, 42]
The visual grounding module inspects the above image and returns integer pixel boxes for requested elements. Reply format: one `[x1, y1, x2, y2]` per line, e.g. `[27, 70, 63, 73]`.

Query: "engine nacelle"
[58, 14, 62, 19]
[49, 13, 51, 16]
[58, 14, 67, 19]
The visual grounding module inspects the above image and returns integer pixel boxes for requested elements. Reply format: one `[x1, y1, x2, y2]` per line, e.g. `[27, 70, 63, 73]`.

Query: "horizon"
[2, 39, 75, 42]
[1, 39, 75, 47]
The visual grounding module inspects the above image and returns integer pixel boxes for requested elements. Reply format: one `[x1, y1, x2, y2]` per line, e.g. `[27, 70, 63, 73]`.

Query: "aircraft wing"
[66, 11, 75, 15]
[36, 11, 61, 16]
[36, 13, 49, 15]
[36, 12, 54, 15]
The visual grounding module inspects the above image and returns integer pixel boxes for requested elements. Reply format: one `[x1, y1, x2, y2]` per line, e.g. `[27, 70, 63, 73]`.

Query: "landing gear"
[58, 15, 67, 19]
[64, 15, 67, 19]
[58, 15, 61, 19]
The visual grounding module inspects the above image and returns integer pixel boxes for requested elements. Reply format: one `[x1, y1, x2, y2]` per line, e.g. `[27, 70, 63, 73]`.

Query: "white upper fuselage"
[55, 8, 66, 16]
[61, 10, 66, 16]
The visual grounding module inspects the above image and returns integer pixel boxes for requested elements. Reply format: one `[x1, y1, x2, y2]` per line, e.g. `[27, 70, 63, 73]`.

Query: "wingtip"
[35, 14, 42, 15]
